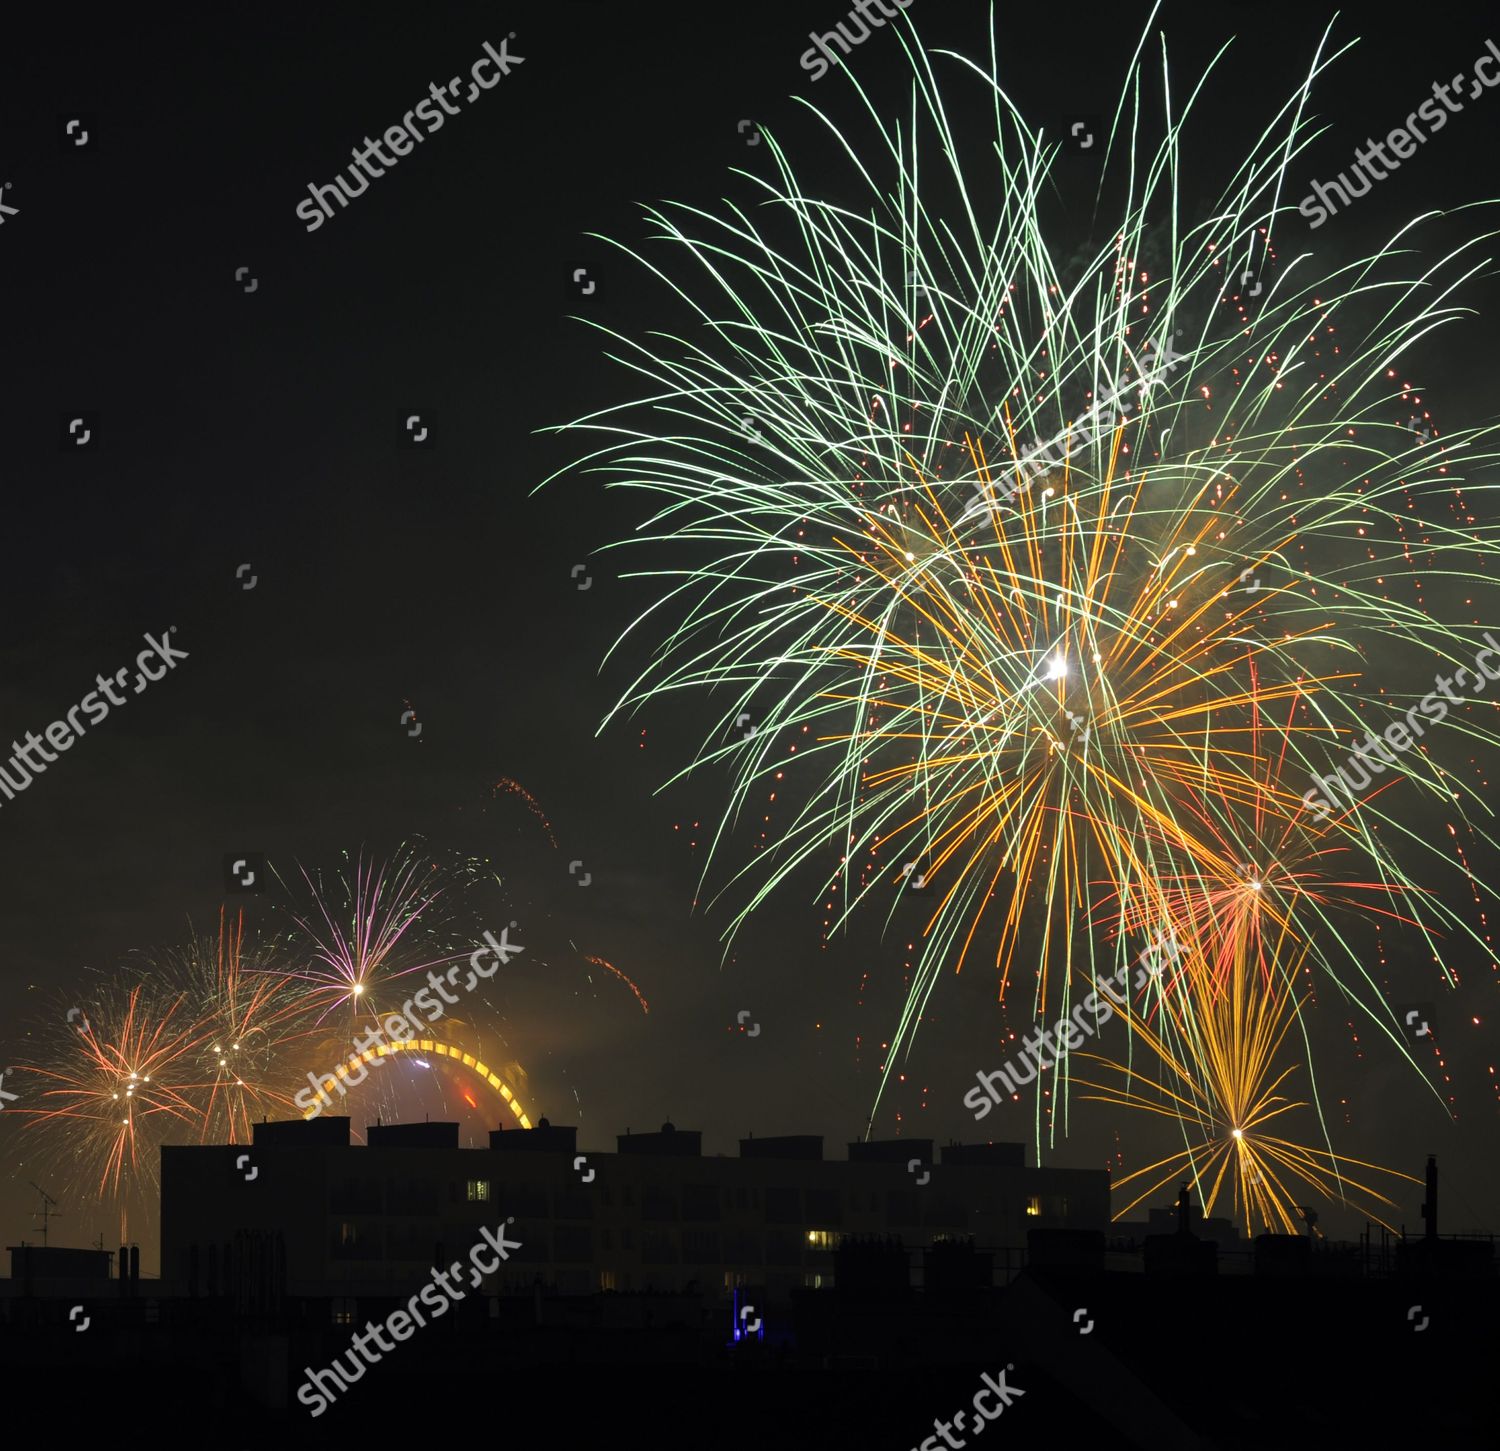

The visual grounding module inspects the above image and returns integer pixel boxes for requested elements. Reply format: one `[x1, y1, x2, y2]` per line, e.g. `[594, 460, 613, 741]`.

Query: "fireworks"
[1076, 923, 1419, 1235]
[164, 907, 317, 1144]
[276, 845, 469, 1025]
[8, 978, 209, 1240]
[561, 9, 1500, 1214]
[2, 847, 559, 1236]
[269, 845, 553, 1135]
[488, 776, 560, 849]
[582, 955, 650, 1015]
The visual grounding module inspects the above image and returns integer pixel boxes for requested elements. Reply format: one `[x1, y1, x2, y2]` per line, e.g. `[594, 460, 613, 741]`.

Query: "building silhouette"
[160, 1116, 1108, 1307]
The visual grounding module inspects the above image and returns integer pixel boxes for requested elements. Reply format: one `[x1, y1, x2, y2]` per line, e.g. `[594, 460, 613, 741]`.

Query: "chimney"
[1421, 1154, 1438, 1241]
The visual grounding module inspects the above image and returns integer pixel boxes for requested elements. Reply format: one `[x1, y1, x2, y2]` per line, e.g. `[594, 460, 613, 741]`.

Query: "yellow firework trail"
[1076, 921, 1418, 1234]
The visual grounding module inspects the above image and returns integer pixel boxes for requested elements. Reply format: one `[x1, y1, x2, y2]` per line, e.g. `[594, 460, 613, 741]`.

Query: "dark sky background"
[3, 1, 1499, 1256]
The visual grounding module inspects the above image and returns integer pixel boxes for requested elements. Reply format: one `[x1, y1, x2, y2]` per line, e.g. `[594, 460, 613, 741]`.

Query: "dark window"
[386, 1222, 433, 1261]
[681, 1228, 721, 1261]
[509, 1183, 549, 1216]
[723, 1230, 763, 1264]
[330, 1177, 381, 1214]
[329, 1221, 380, 1261]
[506, 1226, 546, 1263]
[765, 1187, 800, 1224]
[923, 1196, 967, 1229]
[642, 1229, 678, 1264]
[389, 1178, 437, 1214]
[766, 1230, 802, 1265]
[555, 1225, 593, 1262]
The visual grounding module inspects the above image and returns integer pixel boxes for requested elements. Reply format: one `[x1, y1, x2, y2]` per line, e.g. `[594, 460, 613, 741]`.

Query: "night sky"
[4, 1, 1499, 1255]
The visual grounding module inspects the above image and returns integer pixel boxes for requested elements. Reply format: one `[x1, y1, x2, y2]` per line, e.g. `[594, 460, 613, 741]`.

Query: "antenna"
[28, 1183, 61, 1247]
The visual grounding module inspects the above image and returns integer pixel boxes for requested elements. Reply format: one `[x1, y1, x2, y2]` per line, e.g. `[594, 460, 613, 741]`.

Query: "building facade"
[161, 1118, 1108, 1306]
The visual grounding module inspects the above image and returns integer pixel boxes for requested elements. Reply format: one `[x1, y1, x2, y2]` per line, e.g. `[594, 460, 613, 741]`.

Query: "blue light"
[729, 1286, 763, 1345]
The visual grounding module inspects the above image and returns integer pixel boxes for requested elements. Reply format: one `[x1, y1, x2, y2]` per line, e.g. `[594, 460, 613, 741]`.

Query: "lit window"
[332, 1297, 355, 1326]
[806, 1229, 836, 1249]
[467, 1180, 490, 1202]
[1026, 1196, 1042, 1217]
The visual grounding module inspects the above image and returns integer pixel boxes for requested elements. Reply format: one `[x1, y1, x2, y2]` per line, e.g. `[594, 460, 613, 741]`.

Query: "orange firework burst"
[712, 435, 1364, 1118]
[9, 980, 209, 1239]
[1075, 923, 1419, 1235]
[1096, 694, 1441, 1038]
[571, 16, 1500, 1172]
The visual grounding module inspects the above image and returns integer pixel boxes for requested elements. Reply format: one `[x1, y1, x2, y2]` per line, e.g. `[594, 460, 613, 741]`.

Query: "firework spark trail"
[553, 5, 1500, 1150]
[1075, 923, 1420, 1235]
[278, 846, 470, 1025]
[582, 954, 650, 1015]
[1085, 701, 1444, 1094]
[490, 777, 560, 849]
[1, 847, 575, 1246]
[163, 907, 319, 1143]
[9, 980, 210, 1238]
